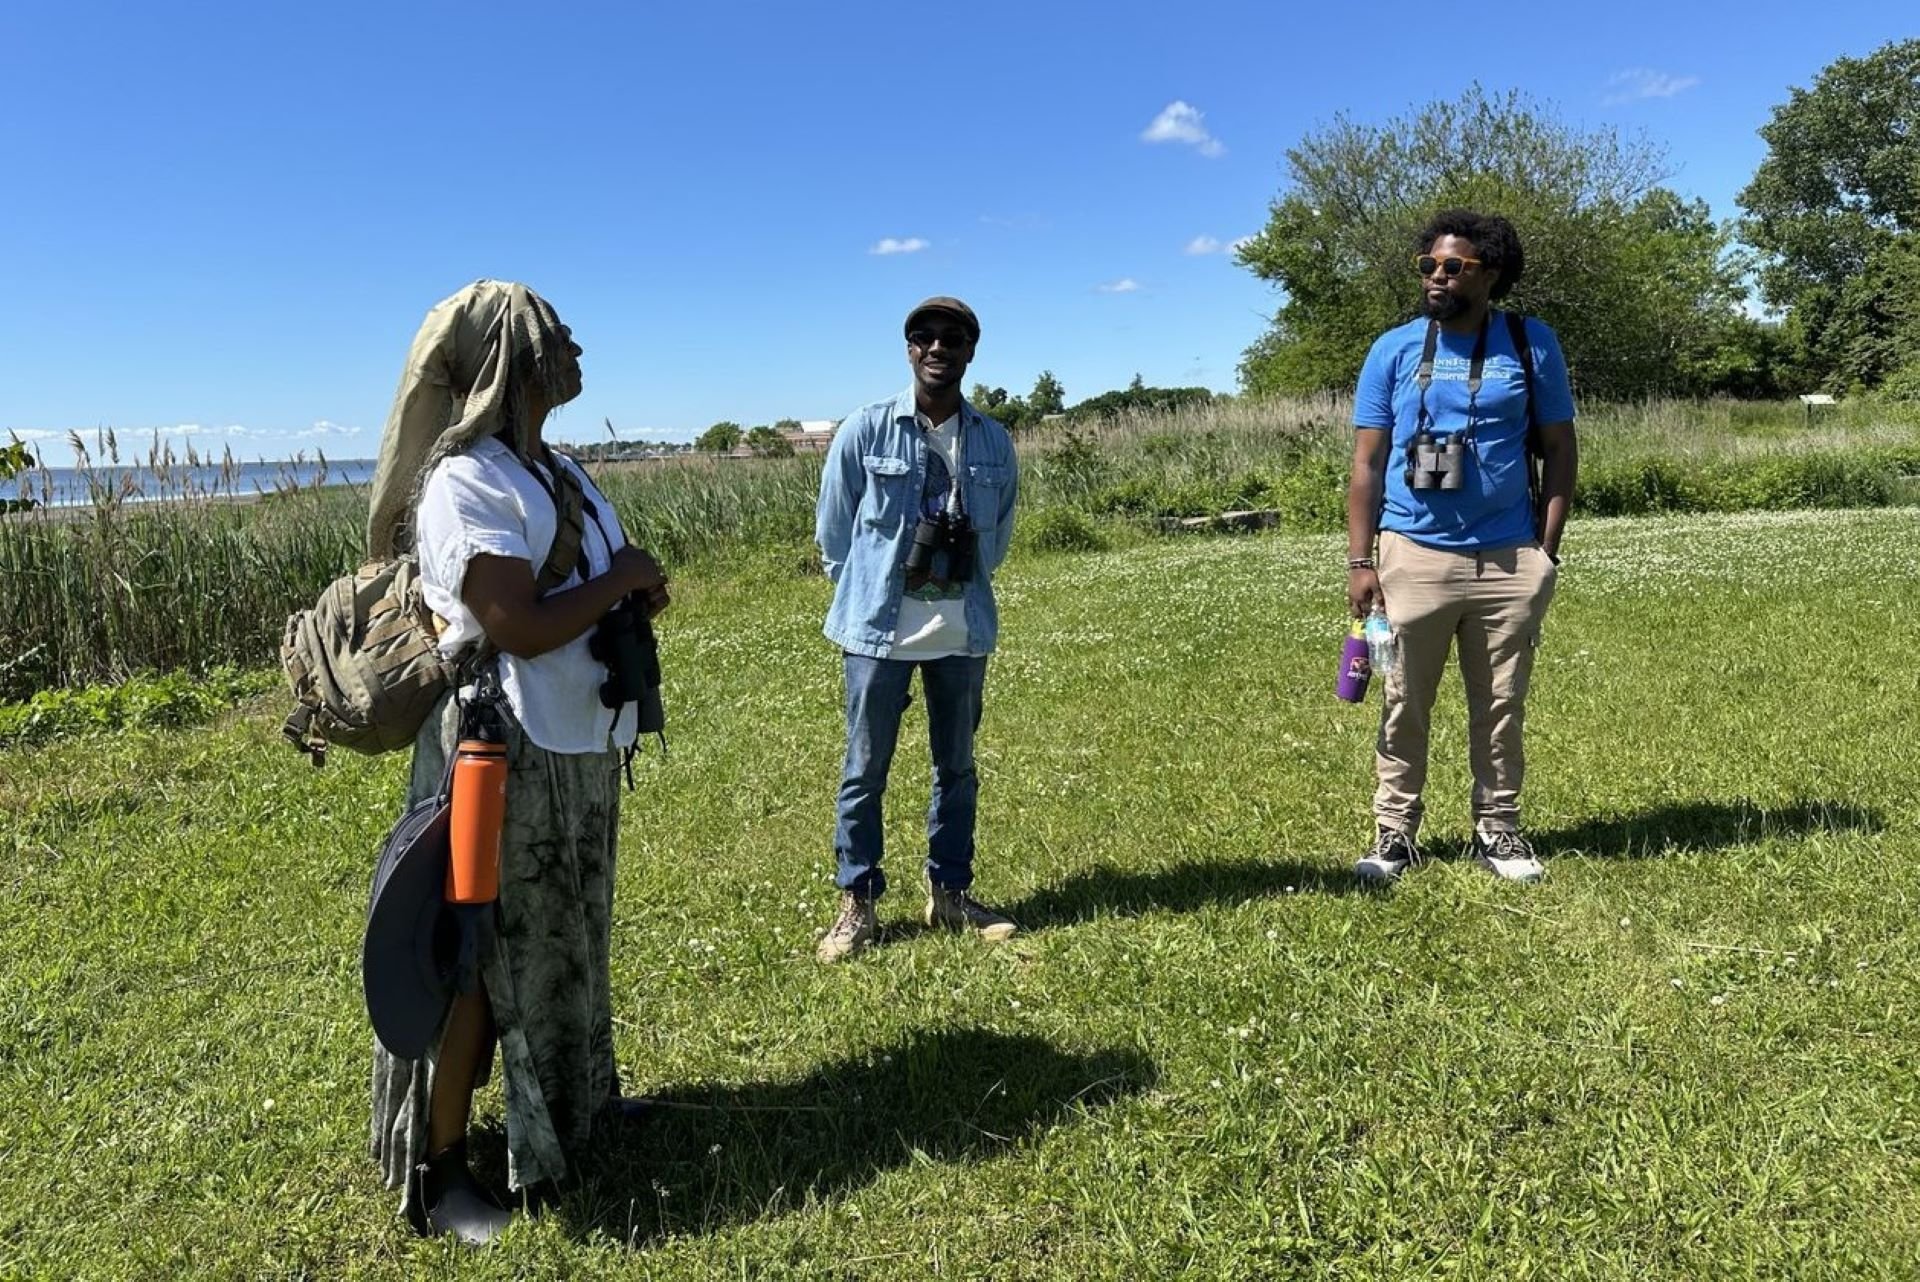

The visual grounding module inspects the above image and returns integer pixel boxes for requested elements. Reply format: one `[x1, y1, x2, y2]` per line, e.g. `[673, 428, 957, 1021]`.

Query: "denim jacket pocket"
[861, 454, 913, 530]
[965, 462, 1009, 528]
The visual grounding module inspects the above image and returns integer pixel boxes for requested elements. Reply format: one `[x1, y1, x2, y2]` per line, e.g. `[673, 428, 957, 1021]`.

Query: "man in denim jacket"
[813, 296, 1020, 961]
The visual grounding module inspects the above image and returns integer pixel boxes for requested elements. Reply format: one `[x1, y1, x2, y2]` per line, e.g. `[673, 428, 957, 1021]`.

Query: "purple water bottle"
[1336, 618, 1371, 703]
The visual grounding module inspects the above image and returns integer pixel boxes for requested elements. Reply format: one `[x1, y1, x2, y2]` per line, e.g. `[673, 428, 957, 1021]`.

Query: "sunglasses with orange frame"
[1413, 254, 1484, 277]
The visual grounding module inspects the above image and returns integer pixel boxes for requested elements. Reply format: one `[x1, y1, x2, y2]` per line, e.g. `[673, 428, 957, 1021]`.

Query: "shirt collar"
[892, 386, 976, 431]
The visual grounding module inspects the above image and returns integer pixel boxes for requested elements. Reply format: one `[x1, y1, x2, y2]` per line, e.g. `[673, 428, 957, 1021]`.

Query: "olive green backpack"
[280, 462, 585, 765]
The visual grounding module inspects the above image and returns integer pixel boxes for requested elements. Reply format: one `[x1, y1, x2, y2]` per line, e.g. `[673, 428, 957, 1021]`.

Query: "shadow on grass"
[557, 1027, 1153, 1247]
[1536, 798, 1883, 859]
[1004, 855, 1362, 931]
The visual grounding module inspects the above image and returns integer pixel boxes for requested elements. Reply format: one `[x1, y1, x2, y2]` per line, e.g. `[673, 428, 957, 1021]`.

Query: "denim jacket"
[815, 388, 1019, 658]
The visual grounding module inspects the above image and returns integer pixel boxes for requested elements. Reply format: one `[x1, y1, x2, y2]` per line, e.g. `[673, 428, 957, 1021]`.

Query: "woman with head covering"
[365, 280, 669, 1244]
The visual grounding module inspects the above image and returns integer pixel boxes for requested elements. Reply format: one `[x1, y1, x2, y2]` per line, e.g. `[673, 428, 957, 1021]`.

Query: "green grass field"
[5, 509, 1919, 1279]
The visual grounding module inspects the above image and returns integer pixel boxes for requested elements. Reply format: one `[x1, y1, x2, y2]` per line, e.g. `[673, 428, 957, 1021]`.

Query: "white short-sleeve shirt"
[414, 436, 637, 754]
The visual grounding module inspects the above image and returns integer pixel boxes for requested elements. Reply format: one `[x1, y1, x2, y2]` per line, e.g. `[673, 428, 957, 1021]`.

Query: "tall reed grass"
[4, 397, 1917, 699]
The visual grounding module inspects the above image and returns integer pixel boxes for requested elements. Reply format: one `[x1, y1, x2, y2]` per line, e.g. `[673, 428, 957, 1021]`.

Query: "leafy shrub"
[1577, 450, 1920, 517]
[1577, 459, 1709, 516]
[1270, 456, 1349, 531]
[0, 666, 272, 747]
[1017, 507, 1109, 554]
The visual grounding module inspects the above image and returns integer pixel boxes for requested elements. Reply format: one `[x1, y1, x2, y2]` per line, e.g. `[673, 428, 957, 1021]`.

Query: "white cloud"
[1604, 69, 1701, 104]
[869, 236, 930, 256]
[1141, 101, 1225, 158]
[1185, 234, 1255, 256]
[1097, 278, 1142, 294]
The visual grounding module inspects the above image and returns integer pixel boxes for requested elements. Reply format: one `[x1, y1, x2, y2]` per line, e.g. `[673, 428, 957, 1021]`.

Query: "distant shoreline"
[3, 459, 378, 514]
[0, 485, 281, 526]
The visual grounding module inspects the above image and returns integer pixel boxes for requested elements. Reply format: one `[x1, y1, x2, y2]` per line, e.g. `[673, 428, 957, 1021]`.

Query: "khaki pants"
[1374, 531, 1558, 837]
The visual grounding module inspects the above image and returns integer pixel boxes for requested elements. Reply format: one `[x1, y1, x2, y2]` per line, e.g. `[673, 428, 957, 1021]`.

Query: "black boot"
[407, 1139, 513, 1246]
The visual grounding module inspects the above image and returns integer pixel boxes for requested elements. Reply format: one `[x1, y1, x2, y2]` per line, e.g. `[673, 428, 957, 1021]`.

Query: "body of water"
[5, 459, 379, 508]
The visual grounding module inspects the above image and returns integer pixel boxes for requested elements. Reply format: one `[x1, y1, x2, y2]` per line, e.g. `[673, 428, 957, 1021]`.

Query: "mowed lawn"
[4, 509, 1919, 1280]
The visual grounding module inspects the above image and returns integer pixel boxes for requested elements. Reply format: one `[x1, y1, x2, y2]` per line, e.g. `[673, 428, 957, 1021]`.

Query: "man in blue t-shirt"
[1346, 210, 1578, 884]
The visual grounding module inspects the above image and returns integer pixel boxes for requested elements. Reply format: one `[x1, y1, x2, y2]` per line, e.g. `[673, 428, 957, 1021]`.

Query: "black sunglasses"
[1413, 254, 1484, 277]
[907, 328, 972, 350]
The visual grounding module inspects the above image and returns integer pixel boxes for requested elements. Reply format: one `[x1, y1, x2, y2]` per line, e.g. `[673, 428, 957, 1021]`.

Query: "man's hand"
[1348, 567, 1383, 618]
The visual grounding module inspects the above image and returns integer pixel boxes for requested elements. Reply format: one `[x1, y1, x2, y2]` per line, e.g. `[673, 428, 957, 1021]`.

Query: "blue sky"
[0, 0, 1907, 464]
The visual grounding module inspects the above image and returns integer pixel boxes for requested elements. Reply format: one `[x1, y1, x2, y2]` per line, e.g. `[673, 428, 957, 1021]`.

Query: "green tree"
[695, 421, 743, 452]
[1030, 371, 1066, 416]
[992, 399, 1031, 431]
[0, 441, 30, 481]
[744, 424, 795, 457]
[969, 383, 1009, 410]
[771, 418, 804, 434]
[1738, 39, 1920, 391]
[1067, 382, 1214, 420]
[1236, 86, 1752, 400]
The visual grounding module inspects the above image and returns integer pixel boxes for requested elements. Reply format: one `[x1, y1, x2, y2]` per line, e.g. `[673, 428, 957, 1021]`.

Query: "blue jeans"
[834, 652, 990, 898]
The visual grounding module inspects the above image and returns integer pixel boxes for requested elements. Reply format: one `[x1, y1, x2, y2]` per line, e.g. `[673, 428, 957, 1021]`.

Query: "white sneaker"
[1473, 830, 1544, 882]
[1355, 828, 1421, 882]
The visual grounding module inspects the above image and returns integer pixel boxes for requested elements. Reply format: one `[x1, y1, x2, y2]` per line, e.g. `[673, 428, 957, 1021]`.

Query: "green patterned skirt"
[369, 691, 623, 1213]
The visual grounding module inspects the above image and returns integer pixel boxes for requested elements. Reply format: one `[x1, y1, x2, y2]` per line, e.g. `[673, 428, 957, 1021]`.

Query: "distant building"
[782, 419, 837, 453]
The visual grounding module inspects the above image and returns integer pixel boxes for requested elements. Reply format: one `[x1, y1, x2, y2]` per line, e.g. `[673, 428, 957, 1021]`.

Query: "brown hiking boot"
[816, 891, 878, 962]
[925, 883, 1018, 941]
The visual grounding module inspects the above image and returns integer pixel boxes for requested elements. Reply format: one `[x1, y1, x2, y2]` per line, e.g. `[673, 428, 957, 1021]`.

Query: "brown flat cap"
[904, 296, 980, 342]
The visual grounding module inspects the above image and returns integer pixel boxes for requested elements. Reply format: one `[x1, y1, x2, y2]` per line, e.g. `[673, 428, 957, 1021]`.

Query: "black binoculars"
[588, 593, 664, 712]
[903, 510, 977, 584]
[1405, 430, 1467, 491]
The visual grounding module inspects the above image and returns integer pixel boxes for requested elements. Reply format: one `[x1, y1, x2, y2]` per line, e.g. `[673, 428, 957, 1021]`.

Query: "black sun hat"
[362, 791, 457, 1060]
[903, 296, 980, 342]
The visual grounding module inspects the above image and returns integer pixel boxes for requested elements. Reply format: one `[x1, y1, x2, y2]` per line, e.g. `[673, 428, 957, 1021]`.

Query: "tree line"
[688, 372, 1222, 451]
[1235, 39, 1920, 402]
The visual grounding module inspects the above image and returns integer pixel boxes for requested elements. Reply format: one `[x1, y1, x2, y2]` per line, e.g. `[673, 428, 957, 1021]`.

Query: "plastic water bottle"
[1364, 606, 1395, 676]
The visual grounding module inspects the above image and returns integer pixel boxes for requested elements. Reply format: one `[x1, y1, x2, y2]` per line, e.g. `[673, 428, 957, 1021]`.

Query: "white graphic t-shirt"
[890, 412, 970, 660]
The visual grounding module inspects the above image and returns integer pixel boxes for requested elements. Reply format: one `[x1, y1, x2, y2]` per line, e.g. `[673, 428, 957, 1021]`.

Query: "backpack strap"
[535, 457, 587, 592]
[456, 448, 591, 682]
[1505, 310, 1543, 523]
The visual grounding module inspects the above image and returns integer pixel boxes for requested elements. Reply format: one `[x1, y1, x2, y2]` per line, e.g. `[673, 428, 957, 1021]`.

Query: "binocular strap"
[1413, 313, 1491, 445]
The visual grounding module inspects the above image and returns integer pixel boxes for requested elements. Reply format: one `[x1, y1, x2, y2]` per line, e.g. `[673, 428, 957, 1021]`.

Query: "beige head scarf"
[366, 280, 581, 560]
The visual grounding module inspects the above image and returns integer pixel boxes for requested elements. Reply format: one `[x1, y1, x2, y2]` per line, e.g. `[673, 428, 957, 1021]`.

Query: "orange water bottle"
[447, 717, 507, 905]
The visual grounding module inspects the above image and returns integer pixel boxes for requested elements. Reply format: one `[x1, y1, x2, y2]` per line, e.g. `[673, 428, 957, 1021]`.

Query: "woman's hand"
[613, 545, 670, 617]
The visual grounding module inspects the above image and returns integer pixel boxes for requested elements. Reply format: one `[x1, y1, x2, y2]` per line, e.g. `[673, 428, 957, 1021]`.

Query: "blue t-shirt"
[1353, 311, 1574, 550]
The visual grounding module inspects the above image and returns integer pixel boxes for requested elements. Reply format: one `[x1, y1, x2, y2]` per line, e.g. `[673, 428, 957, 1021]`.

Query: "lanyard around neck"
[1414, 313, 1491, 440]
